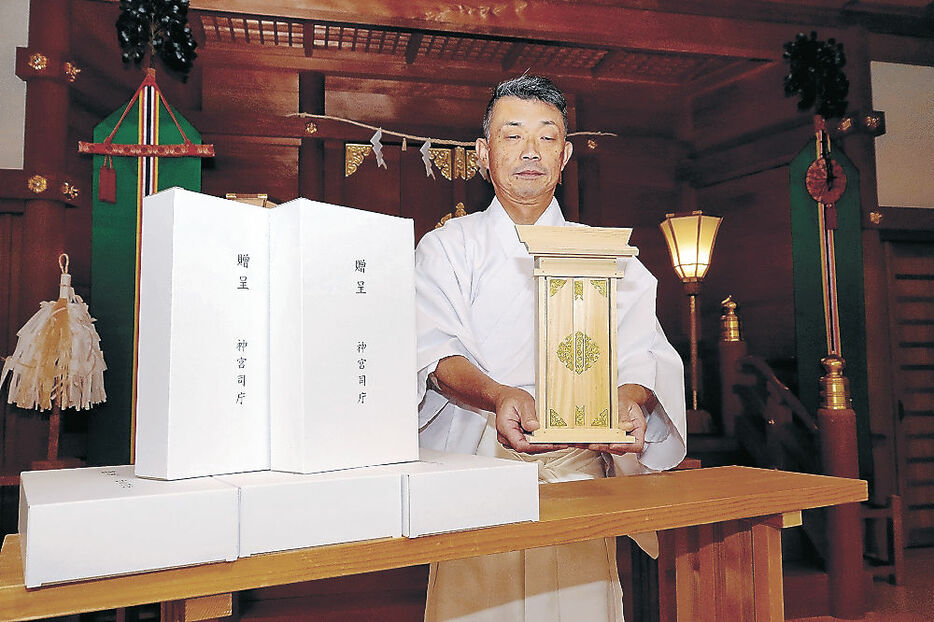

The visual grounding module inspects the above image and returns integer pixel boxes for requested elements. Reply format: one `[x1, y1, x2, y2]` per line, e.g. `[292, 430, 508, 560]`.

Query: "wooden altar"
[0, 466, 866, 622]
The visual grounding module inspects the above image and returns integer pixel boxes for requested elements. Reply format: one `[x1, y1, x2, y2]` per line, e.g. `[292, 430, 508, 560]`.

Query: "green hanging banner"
[83, 70, 211, 466]
[789, 139, 872, 480]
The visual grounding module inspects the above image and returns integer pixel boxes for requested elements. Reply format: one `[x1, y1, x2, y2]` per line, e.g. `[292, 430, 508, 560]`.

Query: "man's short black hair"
[482, 75, 568, 138]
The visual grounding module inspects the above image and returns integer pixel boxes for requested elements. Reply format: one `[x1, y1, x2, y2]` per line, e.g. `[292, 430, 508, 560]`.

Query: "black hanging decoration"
[116, 0, 198, 78]
[782, 31, 849, 119]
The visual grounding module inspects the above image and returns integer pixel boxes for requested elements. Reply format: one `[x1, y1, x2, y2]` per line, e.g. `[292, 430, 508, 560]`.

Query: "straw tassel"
[1, 254, 107, 411]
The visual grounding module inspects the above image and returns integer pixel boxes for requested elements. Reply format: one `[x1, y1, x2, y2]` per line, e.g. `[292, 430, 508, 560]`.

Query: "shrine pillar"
[818, 356, 866, 619]
[298, 72, 325, 201]
[16, 0, 73, 318]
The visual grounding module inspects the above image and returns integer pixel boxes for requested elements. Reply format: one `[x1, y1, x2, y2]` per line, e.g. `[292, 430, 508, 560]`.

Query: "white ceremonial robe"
[415, 197, 687, 622]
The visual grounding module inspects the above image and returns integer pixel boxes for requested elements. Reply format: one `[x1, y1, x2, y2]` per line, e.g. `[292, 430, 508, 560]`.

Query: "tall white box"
[400, 449, 540, 537]
[135, 188, 418, 480]
[215, 467, 403, 557]
[18, 466, 238, 588]
[268, 198, 418, 473]
[136, 188, 271, 480]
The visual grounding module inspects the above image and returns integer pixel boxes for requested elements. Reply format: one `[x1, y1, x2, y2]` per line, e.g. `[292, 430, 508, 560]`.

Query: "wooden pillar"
[576, 144, 601, 226]
[818, 355, 867, 619]
[846, 26, 897, 506]
[819, 405, 866, 619]
[18, 0, 72, 318]
[557, 95, 579, 221]
[5, 0, 74, 472]
[298, 72, 325, 201]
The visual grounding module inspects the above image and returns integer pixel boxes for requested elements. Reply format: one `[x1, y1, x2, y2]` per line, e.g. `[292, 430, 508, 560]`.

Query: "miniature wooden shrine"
[516, 225, 639, 444]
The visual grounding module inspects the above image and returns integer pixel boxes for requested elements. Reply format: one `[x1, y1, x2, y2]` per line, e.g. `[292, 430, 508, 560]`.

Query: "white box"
[215, 467, 403, 556]
[18, 465, 238, 588]
[268, 198, 418, 473]
[135, 188, 418, 480]
[400, 449, 539, 537]
[136, 188, 271, 479]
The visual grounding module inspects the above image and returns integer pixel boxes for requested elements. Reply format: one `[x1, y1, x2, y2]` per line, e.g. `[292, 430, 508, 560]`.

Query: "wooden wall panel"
[691, 64, 798, 152]
[576, 137, 688, 346]
[325, 78, 488, 140]
[0, 210, 48, 480]
[697, 167, 795, 363]
[201, 136, 300, 203]
[341, 146, 403, 216]
[202, 67, 298, 116]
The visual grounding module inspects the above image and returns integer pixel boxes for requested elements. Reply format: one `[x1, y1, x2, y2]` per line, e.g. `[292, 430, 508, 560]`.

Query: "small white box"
[215, 468, 403, 556]
[400, 449, 539, 537]
[19, 466, 238, 588]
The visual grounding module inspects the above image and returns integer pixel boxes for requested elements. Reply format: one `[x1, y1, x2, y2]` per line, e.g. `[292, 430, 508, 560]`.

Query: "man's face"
[476, 96, 573, 208]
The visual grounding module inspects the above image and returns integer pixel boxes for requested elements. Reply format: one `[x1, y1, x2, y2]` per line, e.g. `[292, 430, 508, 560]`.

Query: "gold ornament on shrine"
[27, 174, 48, 194]
[63, 61, 81, 83]
[516, 225, 639, 444]
[28, 52, 48, 72]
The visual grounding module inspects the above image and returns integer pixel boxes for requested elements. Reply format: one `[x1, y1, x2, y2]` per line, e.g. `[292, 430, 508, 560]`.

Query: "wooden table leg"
[161, 593, 233, 622]
[751, 516, 785, 622]
[658, 514, 786, 622]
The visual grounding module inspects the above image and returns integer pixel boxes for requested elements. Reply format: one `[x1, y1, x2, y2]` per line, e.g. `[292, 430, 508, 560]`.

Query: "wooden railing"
[732, 354, 820, 474]
[718, 299, 900, 618]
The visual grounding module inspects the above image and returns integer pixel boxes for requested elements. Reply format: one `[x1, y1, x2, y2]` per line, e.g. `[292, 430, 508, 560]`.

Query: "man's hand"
[433, 355, 564, 454]
[580, 384, 653, 456]
[493, 386, 565, 454]
[582, 399, 646, 455]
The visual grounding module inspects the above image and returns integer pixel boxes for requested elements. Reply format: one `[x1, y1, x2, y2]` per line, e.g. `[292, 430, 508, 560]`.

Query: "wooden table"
[0, 466, 866, 622]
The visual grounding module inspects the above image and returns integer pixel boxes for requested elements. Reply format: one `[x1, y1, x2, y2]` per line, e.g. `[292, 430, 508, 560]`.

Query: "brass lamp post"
[659, 211, 723, 411]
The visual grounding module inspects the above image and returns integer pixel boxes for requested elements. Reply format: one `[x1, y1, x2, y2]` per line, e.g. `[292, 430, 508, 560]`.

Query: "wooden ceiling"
[183, 0, 932, 101]
[197, 12, 765, 89]
[80, 0, 932, 137]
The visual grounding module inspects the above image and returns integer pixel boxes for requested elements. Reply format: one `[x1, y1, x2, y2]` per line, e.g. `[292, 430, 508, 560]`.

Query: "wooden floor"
[790, 547, 934, 622]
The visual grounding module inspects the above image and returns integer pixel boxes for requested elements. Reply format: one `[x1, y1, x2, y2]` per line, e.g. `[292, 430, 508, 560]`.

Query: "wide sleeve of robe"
[413, 222, 486, 431]
[614, 257, 687, 473]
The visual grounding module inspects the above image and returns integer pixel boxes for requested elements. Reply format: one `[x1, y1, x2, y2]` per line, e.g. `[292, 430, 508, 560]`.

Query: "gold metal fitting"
[819, 355, 851, 410]
[304, 121, 317, 135]
[720, 295, 742, 342]
[869, 211, 883, 225]
[28, 52, 48, 71]
[27, 174, 47, 194]
[61, 181, 79, 200]
[586, 139, 597, 150]
[63, 61, 81, 83]
[344, 144, 372, 177]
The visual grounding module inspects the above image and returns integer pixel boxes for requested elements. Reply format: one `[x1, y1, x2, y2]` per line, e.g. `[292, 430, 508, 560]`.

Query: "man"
[415, 75, 686, 622]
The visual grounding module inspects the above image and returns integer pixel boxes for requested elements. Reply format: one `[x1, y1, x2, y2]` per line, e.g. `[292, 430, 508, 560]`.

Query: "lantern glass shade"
[659, 211, 723, 282]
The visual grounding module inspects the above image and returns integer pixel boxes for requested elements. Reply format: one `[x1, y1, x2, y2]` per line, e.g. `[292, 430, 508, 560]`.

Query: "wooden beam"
[196, 44, 686, 91]
[88, 0, 841, 59]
